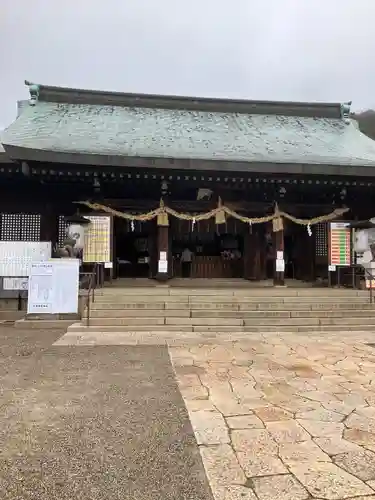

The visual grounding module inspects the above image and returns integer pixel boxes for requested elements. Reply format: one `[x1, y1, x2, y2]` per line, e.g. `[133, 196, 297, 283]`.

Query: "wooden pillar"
[273, 225, 285, 286]
[40, 205, 58, 244]
[243, 229, 259, 280]
[156, 223, 169, 281]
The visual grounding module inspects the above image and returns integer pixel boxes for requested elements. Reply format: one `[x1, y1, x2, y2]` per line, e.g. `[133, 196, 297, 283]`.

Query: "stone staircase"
[66, 284, 375, 335]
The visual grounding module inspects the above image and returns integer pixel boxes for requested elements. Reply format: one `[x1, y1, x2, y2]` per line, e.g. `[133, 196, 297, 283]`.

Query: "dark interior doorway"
[114, 219, 156, 278]
[171, 219, 244, 278]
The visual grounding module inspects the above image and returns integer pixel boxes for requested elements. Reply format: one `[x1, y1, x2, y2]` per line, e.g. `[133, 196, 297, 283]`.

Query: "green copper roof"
[0, 141, 10, 163]
[2, 83, 375, 168]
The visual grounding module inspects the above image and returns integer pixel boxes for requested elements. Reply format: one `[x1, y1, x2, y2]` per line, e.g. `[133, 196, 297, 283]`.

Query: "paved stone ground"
[56, 327, 375, 498]
[167, 332, 375, 500]
[0, 326, 213, 500]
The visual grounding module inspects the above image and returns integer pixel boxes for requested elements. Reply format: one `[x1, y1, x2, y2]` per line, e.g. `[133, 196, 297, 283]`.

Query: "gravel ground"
[0, 327, 213, 500]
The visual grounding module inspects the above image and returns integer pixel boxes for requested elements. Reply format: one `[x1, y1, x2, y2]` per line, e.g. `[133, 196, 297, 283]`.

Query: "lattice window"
[1, 213, 41, 241]
[57, 215, 68, 245]
[315, 222, 328, 256]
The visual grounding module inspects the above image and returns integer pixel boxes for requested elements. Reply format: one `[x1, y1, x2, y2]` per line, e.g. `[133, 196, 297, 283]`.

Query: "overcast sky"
[1, 0, 375, 129]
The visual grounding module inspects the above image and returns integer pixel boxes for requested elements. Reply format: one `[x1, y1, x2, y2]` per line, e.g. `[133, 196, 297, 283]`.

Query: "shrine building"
[2, 81, 375, 285]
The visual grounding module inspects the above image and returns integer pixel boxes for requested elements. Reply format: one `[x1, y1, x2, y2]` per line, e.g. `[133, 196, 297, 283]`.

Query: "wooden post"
[156, 223, 169, 281]
[273, 224, 285, 286]
[40, 205, 58, 244]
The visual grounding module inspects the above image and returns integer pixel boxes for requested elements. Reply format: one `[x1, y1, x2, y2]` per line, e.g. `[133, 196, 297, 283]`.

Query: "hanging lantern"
[64, 213, 91, 251]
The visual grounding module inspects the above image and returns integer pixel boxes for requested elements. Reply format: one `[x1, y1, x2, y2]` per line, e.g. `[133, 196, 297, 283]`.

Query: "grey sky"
[1, 0, 375, 129]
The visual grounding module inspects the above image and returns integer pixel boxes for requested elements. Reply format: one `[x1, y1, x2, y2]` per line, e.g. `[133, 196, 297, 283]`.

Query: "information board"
[329, 223, 351, 267]
[83, 216, 111, 263]
[27, 259, 79, 314]
[3, 277, 29, 291]
[0, 242, 51, 277]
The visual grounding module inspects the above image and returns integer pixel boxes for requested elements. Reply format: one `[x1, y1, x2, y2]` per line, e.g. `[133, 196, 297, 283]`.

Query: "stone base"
[155, 272, 169, 282]
[26, 313, 80, 321]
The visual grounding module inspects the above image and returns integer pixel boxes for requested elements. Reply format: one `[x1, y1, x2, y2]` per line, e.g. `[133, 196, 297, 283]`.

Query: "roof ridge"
[24, 80, 345, 119]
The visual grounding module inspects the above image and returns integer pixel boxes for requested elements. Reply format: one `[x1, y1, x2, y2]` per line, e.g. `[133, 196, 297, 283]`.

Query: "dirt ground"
[0, 326, 213, 500]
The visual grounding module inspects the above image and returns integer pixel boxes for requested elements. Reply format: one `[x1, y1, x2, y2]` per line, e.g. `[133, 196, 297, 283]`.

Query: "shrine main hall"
[1, 81, 375, 285]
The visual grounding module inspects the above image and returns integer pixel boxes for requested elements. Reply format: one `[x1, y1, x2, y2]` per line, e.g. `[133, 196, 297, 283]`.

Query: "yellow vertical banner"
[83, 215, 111, 263]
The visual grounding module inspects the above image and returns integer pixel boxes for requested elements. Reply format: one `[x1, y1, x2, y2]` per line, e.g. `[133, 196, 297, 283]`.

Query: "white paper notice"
[328, 265, 336, 272]
[104, 262, 113, 269]
[27, 262, 54, 314]
[159, 251, 167, 261]
[276, 251, 284, 260]
[276, 259, 285, 272]
[158, 260, 168, 273]
[52, 260, 79, 314]
[27, 260, 79, 314]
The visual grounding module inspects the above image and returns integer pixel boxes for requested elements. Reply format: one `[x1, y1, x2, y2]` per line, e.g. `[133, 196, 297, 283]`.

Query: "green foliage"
[353, 110, 375, 140]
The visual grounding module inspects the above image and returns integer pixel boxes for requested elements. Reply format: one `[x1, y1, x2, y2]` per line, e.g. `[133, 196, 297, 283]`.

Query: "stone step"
[67, 323, 375, 334]
[101, 287, 368, 296]
[87, 309, 191, 318]
[96, 288, 368, 296]
[319, 316, 375, 326]
[239, 302, 374, 310]
[89, 300, 375, 311]
[92, 301, 200, 309]
[84, 317, 244, 327]
[99, 286, 368, 293]
[189, 309, 375, 318]
[69, 324, 194, 332]
[99, 286, 367, 294]
[53, 330, 375, 347]
[81, 314, 375, 327]
[93, 297, 370, 307]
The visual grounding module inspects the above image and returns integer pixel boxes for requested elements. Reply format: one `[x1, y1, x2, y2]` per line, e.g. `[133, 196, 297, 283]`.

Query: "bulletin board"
[329, 223, 351, 267]
[0, 241, 52, 277]
[83, 215, 112, 263]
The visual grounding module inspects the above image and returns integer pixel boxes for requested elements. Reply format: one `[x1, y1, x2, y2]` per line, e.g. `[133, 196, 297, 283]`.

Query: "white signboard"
[276, 259, 285, 272]
[3, 277, 29, 291]
[158, 260, 168, 273]
[0, 241, 51, 277]
[27, 259, 79, 314]
[331, 222, 350, 229]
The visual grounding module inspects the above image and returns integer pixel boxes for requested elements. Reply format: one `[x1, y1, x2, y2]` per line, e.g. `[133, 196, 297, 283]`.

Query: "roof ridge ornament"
[25, 80, 40, 106]
[340, 101, 352, 124]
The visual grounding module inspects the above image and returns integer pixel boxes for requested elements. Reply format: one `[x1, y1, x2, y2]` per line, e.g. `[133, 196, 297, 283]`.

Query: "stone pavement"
[168, 332, 375, 500]
[44, 326, 375, 499]
[0, 326, 213, 500]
